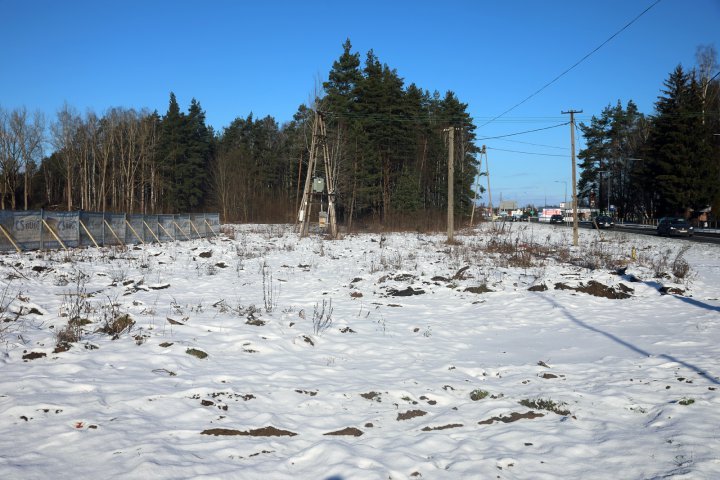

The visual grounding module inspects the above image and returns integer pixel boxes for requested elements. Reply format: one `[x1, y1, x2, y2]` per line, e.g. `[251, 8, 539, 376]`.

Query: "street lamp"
[554, 180, 567, 206]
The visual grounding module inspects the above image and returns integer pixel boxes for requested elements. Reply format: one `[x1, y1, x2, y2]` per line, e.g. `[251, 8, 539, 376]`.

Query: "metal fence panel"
[157, 215, 175, 242]
[103, 214, 126, 246]
[126, 214, 146, 244]
[0, 211, 16, 251]
[143, 215, 160, 243]
[5, 211, 42, 250]
[80, 212, 105, 247]
[43, 211, 80, 249]
[205, 213, 220, 236]
[174, 214, 192, 240]
[0, 210, 220, 252]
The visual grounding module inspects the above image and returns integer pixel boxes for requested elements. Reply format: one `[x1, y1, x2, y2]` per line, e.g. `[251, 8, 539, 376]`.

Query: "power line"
[477, 0, 663, 130]
[486, 146, 568, 157]
[477, 122, 569, 140]
[495, 137, 568, 150]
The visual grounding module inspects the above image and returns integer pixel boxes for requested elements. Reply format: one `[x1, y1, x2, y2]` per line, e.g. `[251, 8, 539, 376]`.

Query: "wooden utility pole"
[319, 114, 338, 239]
[469, 144, 487, 227]
[562, 109, 582, 246]
[485, 145, 493, 225]
[446, 127, 454, 242]
[297, 115, 319, 237]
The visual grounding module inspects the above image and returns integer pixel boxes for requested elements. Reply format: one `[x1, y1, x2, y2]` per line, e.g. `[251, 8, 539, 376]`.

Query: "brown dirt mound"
[201, 426, 297, 437]
[478, 411, 544, 425]
[397, 409, 427, 421]
[421, 423, 463, 431]
[464, 285, 493, 294]
[22, 351, 46, 360]
[324, 427, 364, 437]
[554, 280, 631, 299]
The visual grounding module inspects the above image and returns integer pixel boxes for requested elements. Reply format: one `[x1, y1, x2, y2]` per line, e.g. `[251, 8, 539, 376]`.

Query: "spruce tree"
[645, 65, 717, 216]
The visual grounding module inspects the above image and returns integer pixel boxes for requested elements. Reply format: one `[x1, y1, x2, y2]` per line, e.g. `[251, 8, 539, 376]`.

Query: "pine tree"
[156, 93, 212, 213]
[183, 98, 212, 210]
[578, 100, 647, 218]
[645, 65, 717, 216]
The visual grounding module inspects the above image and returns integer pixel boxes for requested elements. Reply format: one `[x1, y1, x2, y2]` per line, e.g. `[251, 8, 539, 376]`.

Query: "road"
[580, 222, 720, 245]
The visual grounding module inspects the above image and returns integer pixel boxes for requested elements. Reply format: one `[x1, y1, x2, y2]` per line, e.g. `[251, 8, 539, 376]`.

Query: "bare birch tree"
[51, 103, 80, 211]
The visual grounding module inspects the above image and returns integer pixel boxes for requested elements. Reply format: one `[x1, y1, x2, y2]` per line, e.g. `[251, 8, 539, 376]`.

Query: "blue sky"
[2, 0, 718, 206]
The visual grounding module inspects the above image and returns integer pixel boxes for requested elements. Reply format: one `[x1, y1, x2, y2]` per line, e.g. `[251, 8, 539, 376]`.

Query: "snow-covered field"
[1, 222, 718, 479]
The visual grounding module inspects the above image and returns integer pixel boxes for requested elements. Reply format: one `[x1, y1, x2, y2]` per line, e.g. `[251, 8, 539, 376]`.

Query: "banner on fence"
[0, 210, 219, 252]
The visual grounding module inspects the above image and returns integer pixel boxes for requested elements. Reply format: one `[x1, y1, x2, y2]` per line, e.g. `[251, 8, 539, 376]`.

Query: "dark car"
[549, 214, 564, 224]
[657, 217, 694, 237]
[593, 215, 614, 229]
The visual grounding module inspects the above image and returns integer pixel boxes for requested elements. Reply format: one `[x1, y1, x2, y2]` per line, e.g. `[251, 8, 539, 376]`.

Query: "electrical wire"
[486, 146, 568, 158]
[476, 0, 663, 130]
[477, 122, 569, 140]
[495, 137, 568, 150]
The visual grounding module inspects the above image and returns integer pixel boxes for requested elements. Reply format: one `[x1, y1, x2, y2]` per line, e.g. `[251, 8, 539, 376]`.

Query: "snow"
[1, 222, 719, 479]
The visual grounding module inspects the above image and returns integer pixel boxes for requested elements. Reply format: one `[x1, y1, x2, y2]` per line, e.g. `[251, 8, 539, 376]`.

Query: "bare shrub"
[55, 322, 82, 348]
[312, 299, 333, 335]
[671, 245, 692, 281]
[60, 273, 91, 324]
[97, 295, 134, 339]
[644, 249, 671, 279]
[56, 274, 92, 349]
[261, 260, 277, 313]
[109, 265, 129, 284]
[0, 281, 20, 342]
[98, 313, 135, 339]
[220, 225, 236, 240]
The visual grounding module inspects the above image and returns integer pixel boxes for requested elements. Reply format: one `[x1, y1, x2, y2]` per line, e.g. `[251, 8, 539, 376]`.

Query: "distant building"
[499, 200, 517, 212]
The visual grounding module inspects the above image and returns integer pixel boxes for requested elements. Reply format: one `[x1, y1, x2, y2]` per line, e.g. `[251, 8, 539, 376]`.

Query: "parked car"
[593, 215, 614, 229]
[549, 214, 564, 224]
[657, 217, 694, 237]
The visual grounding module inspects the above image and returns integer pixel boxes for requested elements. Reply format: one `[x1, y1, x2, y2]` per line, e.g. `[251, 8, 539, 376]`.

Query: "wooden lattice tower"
[297, 110, 338, 238]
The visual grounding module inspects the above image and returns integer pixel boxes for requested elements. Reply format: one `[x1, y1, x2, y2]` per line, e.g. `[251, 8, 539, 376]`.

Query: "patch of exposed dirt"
[554, 280, 631, 299]
[360, 391, 382, 401]
[478, 411, 545, 425]
[528, 284, 548, 292]
[392, 273, 417, 282]
[388, 287, 425, 297]
[659, 286, 685, 295]
[198, 251, 212, 258]
[22, 351, 46, 360]
[295, 389, 317, 396]
[464, 285, 492, 294]
[397, 409, 427, 421]
[324, 427, 364, 437]
[201, 426, 297, 437]
[421, 423, 463, 431]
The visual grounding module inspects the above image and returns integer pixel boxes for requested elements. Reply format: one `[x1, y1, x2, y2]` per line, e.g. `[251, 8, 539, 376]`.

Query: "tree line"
[3, 40, 716, 225]
[0, 39, 480, 229]
[577, 45, 720, 220]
